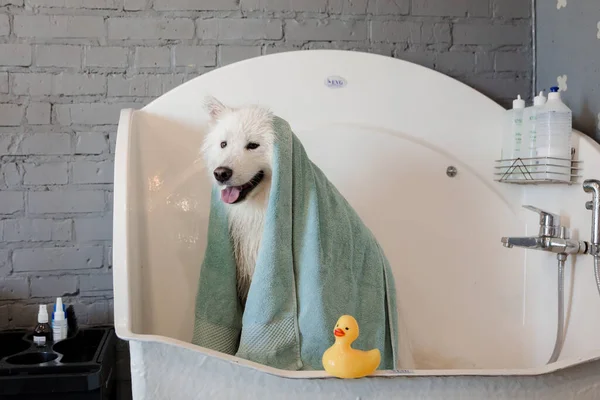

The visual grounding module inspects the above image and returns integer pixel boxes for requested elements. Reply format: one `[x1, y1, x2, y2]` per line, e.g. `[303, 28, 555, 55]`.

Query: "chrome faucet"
[501, 179, 600, 366]
[501, 179, 600, 256]
[501, 205, 588, 255]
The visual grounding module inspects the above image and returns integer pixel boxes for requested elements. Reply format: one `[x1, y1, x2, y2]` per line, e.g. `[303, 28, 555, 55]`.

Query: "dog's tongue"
[221, 186, 240, 204]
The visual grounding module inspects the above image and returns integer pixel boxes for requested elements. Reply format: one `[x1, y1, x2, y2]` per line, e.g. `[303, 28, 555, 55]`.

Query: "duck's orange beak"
[334, 328, 345, 337]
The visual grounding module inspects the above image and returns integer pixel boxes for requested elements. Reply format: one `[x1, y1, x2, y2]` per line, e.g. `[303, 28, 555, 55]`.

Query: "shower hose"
[595, 255, 600, 299]
[547, 254, 600, 364]
[547, 255, 565, 364]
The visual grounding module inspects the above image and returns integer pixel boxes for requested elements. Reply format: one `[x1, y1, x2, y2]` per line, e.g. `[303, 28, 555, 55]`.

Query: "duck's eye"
[345, 327, 349, 330]
[246, 142, 260, 150]
[220, 141, 227, 148]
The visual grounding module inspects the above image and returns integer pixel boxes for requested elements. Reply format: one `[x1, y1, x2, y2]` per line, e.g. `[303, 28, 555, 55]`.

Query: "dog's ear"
[204, 96, 228, 120]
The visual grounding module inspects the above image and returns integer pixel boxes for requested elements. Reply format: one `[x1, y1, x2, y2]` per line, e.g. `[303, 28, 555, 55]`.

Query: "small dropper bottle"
[33, 304, 52, 347]
[52, 297, 67, 342]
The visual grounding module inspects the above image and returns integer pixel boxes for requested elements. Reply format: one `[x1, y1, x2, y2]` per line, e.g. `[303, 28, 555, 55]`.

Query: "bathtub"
[113, 50, 600, 399]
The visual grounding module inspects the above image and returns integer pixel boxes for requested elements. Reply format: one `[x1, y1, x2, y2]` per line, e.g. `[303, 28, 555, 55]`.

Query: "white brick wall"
[197, 18, 284, 41]
[26, 103, 52, 125]
[0, 72, 8, 93]
[0, 14, 9, 36]
[71, 160, 114, 183]
[28, 190, 106, 214]
[85, 46, 129, 69]
[9, 133, 71, 155]
[13, 246, 104, 271]
[242, 0, 328, 12]
[0, 192, 25, 214]
[26, 0, 119, 9]
[0, 7, 531, 391]
[14, 15, 105, 38]
[108, 17, 194, 39]
[30, 275, 78, 297]
[153, 0, 238, 11]
[0, 44, 31, 66]
[0, 277, 29, 299]
[134, 46, 171, 68]
[55, 102, 141, 125]
[286, 19, 367, 41]
[3, 218, 72, 241]
[75, 132, 109, 154]
[35, 45, 82, 68]
[174, 45, 217, 68]
[0, 104, 24, 126]
[24, 162, 69, 185]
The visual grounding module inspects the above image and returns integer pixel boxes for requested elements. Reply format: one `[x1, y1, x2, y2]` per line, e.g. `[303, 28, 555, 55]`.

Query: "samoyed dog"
[201, 97, 416, 368]
[201, 96, 275, 305]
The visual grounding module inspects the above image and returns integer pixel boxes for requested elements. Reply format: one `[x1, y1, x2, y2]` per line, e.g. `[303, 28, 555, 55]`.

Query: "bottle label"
[34, 335, 46, 346]
[515, 131, 522, 151]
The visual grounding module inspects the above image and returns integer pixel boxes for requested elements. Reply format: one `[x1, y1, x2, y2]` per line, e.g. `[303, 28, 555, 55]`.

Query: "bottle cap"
[512, 94, 525, 109]
[534, 91, 546, 106]
[38, 304, 48, 324]
[550, 86, 559, 92]
[53, 298, 65, 320]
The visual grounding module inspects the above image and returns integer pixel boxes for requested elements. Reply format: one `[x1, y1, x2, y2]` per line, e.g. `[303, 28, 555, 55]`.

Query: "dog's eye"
[220, 141, 227, 148]
[246, 142, 260, 150]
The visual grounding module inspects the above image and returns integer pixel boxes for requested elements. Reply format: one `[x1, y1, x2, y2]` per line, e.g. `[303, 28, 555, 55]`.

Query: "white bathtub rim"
[114, 326, 600, 379]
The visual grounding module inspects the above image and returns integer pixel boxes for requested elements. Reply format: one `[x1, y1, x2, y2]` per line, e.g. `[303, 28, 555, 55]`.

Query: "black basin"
[0, 332, 30, 359]
[6, 352, 58, 365]
[0, 326, 116, 398]
[52, 329, 104, 363]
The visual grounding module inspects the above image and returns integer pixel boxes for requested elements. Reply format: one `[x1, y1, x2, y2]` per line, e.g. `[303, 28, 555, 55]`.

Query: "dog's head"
[201, 96, 274, 205]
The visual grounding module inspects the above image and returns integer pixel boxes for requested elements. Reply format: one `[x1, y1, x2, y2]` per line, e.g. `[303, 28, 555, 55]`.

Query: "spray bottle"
[33, 304, 52, 347]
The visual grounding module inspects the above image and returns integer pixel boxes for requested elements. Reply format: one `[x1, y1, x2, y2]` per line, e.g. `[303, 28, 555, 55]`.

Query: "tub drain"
[446, 166, 457, 178]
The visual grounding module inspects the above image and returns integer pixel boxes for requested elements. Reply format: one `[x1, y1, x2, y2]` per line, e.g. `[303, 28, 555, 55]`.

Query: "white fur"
[201, 96, 274, 305]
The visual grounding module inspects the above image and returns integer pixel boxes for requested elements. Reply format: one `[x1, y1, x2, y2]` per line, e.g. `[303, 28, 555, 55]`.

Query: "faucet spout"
[501, 236, 542, 249]
[501, 236, 588, 255]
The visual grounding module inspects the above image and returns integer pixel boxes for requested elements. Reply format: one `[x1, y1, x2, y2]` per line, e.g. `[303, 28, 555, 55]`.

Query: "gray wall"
[536, 1, 600, 140]
[0, 0, 531, 398]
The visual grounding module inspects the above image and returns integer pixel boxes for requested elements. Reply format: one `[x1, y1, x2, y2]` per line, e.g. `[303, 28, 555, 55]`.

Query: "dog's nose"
[213, 167, 233, 183]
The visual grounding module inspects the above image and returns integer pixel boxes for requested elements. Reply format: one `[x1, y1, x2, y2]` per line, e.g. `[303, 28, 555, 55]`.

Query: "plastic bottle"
[535, 86, 572, 181]
[52, 297, 68, 342]
[524, 90, 547, 170]
[501, 94, 526, 178]
[33, 304, 52, 347]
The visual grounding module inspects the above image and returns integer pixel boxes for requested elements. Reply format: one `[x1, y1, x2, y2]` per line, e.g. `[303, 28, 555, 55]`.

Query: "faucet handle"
[522, 205, 561, 237]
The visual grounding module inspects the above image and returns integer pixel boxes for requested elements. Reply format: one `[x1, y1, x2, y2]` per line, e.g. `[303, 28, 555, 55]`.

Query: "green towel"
[192, 115, 398, 371]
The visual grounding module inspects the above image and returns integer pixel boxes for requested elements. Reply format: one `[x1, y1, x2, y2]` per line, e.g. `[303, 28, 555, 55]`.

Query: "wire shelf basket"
[494, 148, 582, 185]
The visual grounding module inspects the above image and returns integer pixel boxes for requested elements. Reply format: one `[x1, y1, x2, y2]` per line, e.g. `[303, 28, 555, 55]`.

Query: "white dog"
[201, 96, 274, 305]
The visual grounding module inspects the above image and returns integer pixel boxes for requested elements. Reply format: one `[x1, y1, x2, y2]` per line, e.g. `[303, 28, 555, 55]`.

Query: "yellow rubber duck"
[322, 315, 381, 379]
